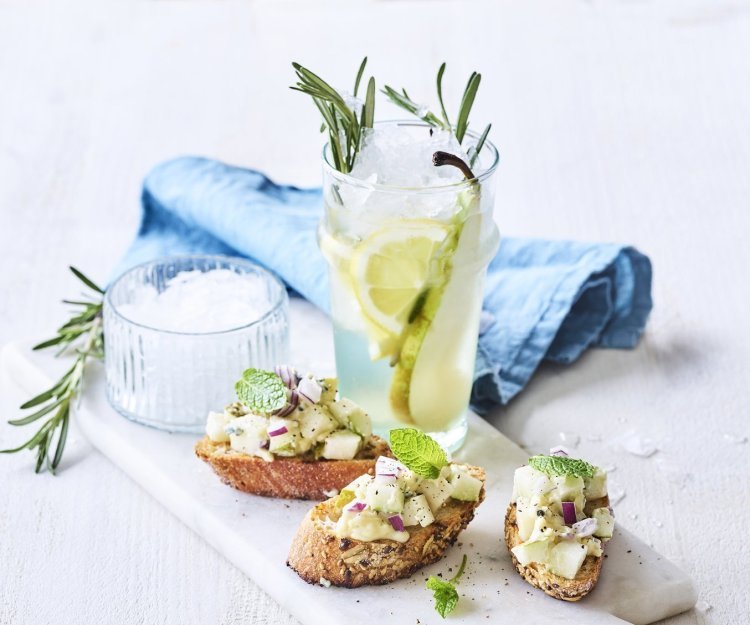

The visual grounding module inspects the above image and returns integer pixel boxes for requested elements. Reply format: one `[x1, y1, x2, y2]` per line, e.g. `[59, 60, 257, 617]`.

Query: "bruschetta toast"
[504, 449, 615, 601]
[287, 429, 485, 587]
[195, 366, 389, 500]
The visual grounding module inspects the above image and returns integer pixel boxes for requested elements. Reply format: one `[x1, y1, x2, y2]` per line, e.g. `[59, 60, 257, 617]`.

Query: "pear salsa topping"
[331, 429, 483, 543]
[511, 448, 615, 580]
[204, 366, 372, 462]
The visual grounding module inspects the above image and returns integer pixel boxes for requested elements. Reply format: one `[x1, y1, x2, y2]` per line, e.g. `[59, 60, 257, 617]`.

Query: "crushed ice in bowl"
[116, 268, 272, 333]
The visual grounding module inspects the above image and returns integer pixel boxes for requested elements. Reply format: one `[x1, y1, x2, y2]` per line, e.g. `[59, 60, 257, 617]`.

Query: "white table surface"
[1, 1, 748, 623]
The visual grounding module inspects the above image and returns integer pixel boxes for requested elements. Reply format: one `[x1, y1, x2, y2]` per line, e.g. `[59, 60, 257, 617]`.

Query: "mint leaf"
[235, 368, 287, 414]
[529, 454, 596, 478]
[425, 555, 467, 618]
[426, 577, 458, 618]
[389, 428, 447, 479]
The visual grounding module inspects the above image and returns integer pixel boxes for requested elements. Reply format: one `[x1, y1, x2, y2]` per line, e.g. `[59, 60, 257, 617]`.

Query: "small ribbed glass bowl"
[104, 255, 289, 432]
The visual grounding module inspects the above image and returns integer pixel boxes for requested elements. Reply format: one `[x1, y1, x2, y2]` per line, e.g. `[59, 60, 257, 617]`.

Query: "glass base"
[373, 412, 468, 454]
[106, 386, 205, 434]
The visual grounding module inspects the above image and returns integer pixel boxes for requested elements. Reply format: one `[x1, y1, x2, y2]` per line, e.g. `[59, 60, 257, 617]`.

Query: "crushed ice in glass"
[350, 125, 472, 188]
[117, 269, 271, 333]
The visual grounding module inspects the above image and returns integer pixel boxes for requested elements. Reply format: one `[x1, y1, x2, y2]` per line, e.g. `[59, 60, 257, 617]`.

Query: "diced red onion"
[274, 364, 298, 389]
[572, 518, 597, 537]
[558, 529, 576, 540]
[550, 445, 570, 457]
[268, 425, 288, 437]
[375, 473, 397, 484]
[347, 501, 366, 513]
[388, 515, 405, 532]
[297, 376, 322, 404]
[562, 501, 577, 525]
[273, 389, 299, 417]
[260, 440, 270, 450]
[376, 456, 406, 477]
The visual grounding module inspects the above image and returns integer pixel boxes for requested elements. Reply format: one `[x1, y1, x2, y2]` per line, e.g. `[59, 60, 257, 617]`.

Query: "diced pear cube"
[365, 480, 404, 514]
[418, 477, 452, 512]
[512, 465, 538, 501]
[511, 540, 551, 567]
[229, 414, 268, 456]
[592, 507, 615, 539]
[515, 496, 538, 543]
[319, 377, 338, 404]
[448, 465, 483, 501]
[548, 541, 588, 580]
[584, 468, 609, 500]
[321, 429, 362, 460]
[402, 494, 435, 527]
[206, 411, 231, 443]
[268, 418, 299, 453]
[585, 536, 603, 557]
[298, 405, 337, 441]
[553, 475, 585, 503]
[327, 398, 373, 438]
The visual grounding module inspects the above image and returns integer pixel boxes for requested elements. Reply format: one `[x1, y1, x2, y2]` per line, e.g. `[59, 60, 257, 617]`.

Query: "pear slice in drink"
[389, 188, 489, 428]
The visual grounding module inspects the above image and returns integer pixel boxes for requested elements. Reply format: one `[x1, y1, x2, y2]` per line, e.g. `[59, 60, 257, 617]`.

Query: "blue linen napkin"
[114, 156, 652, 412]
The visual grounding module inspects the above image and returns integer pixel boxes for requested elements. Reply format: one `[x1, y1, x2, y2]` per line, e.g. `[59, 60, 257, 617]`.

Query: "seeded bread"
[287, 466, 485, 587]
[195, 435, 390, 500]
[504, 495, 610, 601]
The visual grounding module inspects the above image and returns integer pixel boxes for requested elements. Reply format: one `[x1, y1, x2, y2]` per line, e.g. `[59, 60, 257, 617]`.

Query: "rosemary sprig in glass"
[291, 57, 376, 173]
[1, 267, 104, 474]
[382, 62, 491, 167]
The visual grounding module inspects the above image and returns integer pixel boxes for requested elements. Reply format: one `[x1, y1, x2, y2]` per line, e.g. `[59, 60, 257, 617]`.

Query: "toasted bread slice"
[287, 466, 485, 587]
[195, 435, 390, 500]
[504, 495, 610, 601]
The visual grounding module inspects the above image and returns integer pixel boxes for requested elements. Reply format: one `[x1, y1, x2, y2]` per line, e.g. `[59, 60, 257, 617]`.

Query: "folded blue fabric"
[114, 156, 652, 413]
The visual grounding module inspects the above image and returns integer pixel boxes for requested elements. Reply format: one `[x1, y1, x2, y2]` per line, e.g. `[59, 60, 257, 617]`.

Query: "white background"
[1, 1, 749, 623]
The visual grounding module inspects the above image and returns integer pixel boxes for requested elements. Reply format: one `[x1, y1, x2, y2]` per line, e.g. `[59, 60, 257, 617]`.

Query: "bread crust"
[504, 495, 610, 601]
[195, 435, 390, 500]
[287, 466, 485, 587]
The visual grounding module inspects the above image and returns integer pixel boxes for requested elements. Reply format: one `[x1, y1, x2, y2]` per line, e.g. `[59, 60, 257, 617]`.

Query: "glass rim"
[105, 254, 288, 337]
[321, 119, 499, 194]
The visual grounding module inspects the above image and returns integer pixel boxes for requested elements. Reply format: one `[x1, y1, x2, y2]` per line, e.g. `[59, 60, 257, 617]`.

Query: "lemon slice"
[351, 221, 451, 357]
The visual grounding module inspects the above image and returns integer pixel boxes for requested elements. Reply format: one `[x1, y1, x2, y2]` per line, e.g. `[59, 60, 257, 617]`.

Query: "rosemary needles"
[1, 267, 104, 474]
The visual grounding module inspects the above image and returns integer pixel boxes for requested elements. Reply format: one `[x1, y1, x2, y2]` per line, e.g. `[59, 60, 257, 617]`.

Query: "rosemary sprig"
[291, 58, 376, 173]
[1, 267, 104, 474]
[382, 63, 491, 166]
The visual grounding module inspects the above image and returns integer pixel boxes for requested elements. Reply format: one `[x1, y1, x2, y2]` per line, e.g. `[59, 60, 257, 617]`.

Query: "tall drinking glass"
[319, 121, 499, 451]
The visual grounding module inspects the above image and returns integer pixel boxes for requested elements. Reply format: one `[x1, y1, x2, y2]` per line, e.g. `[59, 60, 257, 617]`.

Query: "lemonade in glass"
[319, 121, 499, 451]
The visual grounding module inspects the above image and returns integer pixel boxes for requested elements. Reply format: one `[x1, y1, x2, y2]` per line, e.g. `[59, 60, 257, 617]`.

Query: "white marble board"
[2, 341, 696, 625]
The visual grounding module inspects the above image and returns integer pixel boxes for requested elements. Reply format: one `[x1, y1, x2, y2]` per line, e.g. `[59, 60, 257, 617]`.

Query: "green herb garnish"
[382, 62, 491, 166]
[529, 454, 596, 478]
[235, 368, 287, 414]
[1, 267, 104, 474]
[389, 428, 447, 479]
[425, 554, 468, 618]
[291, 58, 376, 174]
